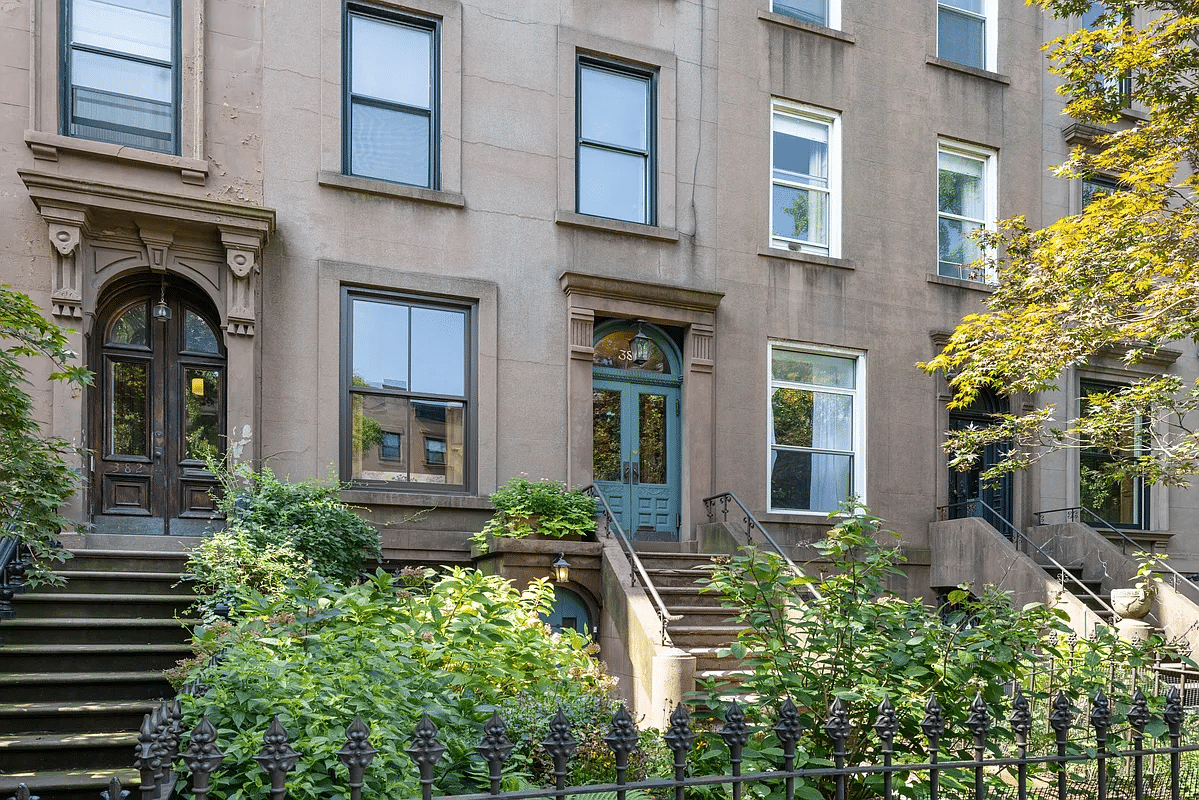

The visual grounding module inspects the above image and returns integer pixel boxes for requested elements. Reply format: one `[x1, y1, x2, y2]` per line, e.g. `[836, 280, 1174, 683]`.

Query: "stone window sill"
[318, 171, 466, 208]
[925, 56, 1011, 86]
[25, 130, 209, 185]
[757, 245, 855, 270]
[340, 489, 492, 510]
[555, 210, 680, 242]
[758, 10, 855, 44]
[927, 273, 996, 293]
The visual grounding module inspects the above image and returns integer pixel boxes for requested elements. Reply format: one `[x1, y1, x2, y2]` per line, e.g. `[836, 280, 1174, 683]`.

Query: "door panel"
[92, 281, 224, 535]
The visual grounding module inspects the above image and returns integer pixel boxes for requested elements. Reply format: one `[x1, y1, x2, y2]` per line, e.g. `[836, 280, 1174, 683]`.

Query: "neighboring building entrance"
[591, 322, 682, 540]
[946, 388, 1012, 533]
[90, 276, 225, 536]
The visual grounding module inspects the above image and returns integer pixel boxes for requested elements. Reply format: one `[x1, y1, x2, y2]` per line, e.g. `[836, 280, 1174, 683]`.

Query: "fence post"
[604, 705, 639, 800]
[1128, 688, 1149, 800]
[824, 698, 850, 800]
[663, 703, 695, 800]
[406, 713, 447, 800]
[1010, 689, 1033, 800]
[1090, 691, 1112, 800]
[966, 692, 990, 800]
[476, 711, 514, 796]
[719, 701, 750, 800]
[254, 716, 300, 800]
[1165, 686, 1183, 800]
[182, 716, 225, 800]
[1049, 691, 1073, 800]
[872, 696, 899, 800]
[542, 708, 577, 800]
[774, 699, 804, 800]
[921, 695, 945, 800]
[337, 716, 377, 800]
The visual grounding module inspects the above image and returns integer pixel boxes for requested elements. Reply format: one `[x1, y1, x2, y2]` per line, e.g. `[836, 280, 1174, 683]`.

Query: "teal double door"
[592, 376, 681, 539]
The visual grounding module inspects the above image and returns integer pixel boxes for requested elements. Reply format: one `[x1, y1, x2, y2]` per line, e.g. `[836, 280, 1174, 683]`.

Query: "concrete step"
[60, 550, 190, 574]
[667, 624, 748, 647]
[0, 671, 174, 704]
[0, 730, 139, 772]
[0, 618, 194, 646]
[0, 700, 159, 735]
[663, 605, 740, 625]
[13, 593, 196, 619]
[36, 571, 194, 595]
[643, 567, 716, 588]
[687, 646, 745, 672]
[655, 585, 727, 607]
[633, 552, 720, 571]
[0, 643, 192, 673]
[0, 769, 140, 800]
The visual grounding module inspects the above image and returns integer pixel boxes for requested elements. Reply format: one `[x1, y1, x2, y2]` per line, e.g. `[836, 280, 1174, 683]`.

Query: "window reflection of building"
[1079, 381, 1146, 529]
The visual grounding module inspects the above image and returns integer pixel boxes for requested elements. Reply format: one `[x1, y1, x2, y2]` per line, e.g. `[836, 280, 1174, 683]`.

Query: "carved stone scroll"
[220, 227, 263, 337]
[39, 206, 86, 320]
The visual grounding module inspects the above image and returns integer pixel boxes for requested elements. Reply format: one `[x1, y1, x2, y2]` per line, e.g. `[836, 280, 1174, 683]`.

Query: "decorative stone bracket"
[19, 169, 275, 333]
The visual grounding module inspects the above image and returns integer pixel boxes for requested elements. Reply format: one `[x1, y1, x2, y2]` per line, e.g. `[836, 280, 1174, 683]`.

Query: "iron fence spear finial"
[337, 715, 377, 800]
[476, 711, 514, 796]
[407, 713, 447, 800]
[182, 716, 225, 800]
[254, 716, 300, 800]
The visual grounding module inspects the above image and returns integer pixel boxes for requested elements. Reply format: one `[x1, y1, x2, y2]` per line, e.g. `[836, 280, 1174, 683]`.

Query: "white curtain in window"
[809, 391, 850, 511]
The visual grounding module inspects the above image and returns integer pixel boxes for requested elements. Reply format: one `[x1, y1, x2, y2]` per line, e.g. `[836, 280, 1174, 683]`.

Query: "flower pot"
[1110, 587, 1154, 620]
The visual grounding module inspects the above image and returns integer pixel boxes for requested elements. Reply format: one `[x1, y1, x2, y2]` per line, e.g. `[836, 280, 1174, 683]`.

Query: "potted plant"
[472, 477, 598, 553]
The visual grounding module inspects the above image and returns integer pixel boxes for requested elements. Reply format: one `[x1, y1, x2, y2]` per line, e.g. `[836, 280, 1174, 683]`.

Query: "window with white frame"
[937, 0, 996, 71]
[344, 4, 438, 188]
[771, 103, 840, 256]
[62, 0, 179, 154]
[768, 345, 863, 513]
[343, 289, 470, 490]
[576, 57, 656, 225]
[772, 0, 837, 28]
[937, 141, 996, 281]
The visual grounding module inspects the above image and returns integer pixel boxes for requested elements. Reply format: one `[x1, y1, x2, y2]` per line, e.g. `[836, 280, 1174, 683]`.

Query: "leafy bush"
[699, 501, 1184, 800]
[176, 569, 616, 800]
[473, 477, 598, 552]
[182, 464, 381, 616]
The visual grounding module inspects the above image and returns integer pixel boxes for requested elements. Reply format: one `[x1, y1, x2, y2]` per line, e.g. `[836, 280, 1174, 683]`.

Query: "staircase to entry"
[0, 549, 194, 800]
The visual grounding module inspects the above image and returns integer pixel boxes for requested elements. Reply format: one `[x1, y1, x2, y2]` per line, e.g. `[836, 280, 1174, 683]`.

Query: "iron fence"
[11, 685, 1199, 800]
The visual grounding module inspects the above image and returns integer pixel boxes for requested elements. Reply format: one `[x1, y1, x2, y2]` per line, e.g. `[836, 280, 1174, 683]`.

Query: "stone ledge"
[340, 489, 493, 510]
[926, 273, 995, 293]
[25, 130, 209, 184]
[925, 56, 1011, 85]
[555, 210, 680, 242]
[318, 171, 466, 208]
[757, 10, 855, 43]
[757, 245, 855, 270]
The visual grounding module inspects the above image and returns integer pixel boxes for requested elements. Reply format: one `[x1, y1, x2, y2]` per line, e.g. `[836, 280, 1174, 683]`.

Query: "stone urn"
[1110, 587, 1155, 621]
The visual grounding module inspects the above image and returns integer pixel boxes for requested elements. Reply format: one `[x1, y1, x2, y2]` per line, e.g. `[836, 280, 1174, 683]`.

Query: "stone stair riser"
[0, 675, 174, 704]
[1, 738, 138, 773]
[0, 620, 192, 646]
[14, 594, 198, 619]
[36, 573, 194, 596]
[0, 706, 157, 735]
[60, 553, 189, 574]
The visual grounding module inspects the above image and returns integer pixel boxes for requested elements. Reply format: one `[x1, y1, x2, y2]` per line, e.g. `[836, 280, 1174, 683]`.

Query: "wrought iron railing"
[0, 510, 30, 621]
[939, 498, 1120, 625]
[1037, 505, 1199, 602]
[582, 486, 680, 646]
[38, 685, 1199, 800]
[703, 491, 822, 602]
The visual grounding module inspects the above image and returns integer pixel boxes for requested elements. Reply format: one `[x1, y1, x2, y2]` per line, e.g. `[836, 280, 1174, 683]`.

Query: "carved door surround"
[20, 169, 275, 533]
[560, 271, 722, 543]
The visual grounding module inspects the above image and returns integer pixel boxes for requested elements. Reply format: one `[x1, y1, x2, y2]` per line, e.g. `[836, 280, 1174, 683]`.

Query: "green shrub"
[473, 477, 598, 552]
[183, 464, 381, 616]
[177, 569, 616, 800]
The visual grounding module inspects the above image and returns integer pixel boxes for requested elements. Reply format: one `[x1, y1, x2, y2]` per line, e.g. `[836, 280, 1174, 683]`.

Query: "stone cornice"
[559, 271, 723, 315]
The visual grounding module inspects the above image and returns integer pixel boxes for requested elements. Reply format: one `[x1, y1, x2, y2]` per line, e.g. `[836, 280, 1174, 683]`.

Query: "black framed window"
[576, 57, 655, 225]
[344, 4, 438, 188]
[62, 0, 179, 154]
[1079, 381, 1148, 529]
[343, 289, 470, 490]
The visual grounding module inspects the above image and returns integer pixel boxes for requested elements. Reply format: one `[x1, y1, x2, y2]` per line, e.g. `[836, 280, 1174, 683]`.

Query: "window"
[937, 0, 995, 71]
[344, 291, 470, 489]
[62, 0, 179, 154]
[576, 58, 655, 225]
[1082, 175, 1119, 209]
[772, 0, 836, 27]
[1079, 381, 1147, 529]
[344, 5, 438, 188]
[1082, 1, 1132, 107]
[937, 141, 996, 282]
[771, 103, 840, 256]
[768, 345, 864, 513]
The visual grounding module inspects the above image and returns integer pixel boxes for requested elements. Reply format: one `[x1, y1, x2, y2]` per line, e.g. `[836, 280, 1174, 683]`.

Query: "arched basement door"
[591, 322, 682, 540]
[90, 276, 225, 536]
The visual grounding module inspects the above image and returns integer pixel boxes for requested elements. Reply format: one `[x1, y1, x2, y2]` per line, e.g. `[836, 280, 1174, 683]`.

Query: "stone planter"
[1110, 587, 1154, 620]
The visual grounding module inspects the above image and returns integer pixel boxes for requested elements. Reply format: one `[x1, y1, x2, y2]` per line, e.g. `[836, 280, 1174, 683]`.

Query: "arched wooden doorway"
[90, 275, 225, 536]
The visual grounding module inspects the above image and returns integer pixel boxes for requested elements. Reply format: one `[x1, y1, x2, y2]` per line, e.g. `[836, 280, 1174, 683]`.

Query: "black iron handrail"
[582, 486, 680, 646]
[0, 509, 29, 621]
[938, 498, 1120, 624]
[702, 491, 822, 603]
[1037, 504, 1199, 602]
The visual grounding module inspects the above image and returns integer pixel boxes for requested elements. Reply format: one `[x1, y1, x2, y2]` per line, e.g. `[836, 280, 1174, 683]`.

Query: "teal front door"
[591, 323, 682, 540]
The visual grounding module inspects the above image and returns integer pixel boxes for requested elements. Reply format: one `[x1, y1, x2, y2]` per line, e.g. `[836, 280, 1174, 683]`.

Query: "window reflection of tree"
[592, 389, 622, 482]
[639, 394, 667, 484]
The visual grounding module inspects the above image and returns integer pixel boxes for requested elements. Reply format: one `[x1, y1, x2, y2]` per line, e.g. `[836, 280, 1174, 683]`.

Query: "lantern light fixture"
[152, 280, 171, 323]
[550, 553, 571, 583]
[630, 321, 653, 366]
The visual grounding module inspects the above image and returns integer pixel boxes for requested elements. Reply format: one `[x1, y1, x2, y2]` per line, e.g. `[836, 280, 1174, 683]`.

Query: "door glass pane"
[770, 450, 852, 512]
[352, 299, 409, 389]
[593, 330, 670, 373]
[410, 307, 466, 396]
[184, 310, 220, 354]
[183, 368, 221, 462]
[639, 393, 667, 485]
[110, 360, 148, 456]
[108, 304, 148, 346]
[592, 388, 622, 482]
[771, 350, 855, 388]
